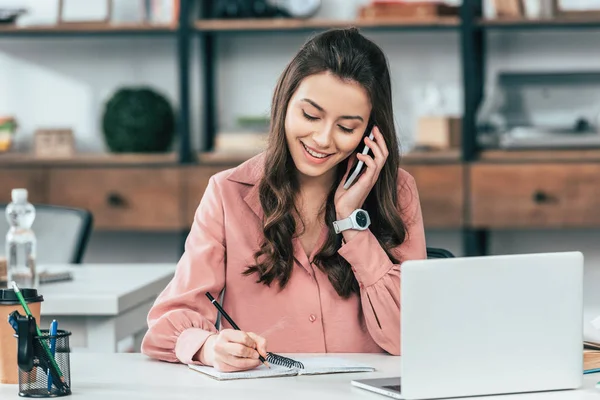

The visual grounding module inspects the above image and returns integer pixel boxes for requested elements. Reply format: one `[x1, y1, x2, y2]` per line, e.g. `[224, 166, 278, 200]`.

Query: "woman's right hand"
[198, 329, 268, 372]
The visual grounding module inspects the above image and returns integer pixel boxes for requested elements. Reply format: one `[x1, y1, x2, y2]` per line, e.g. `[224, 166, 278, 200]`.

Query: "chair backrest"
[427, 247, 455, 259]
[0, 204, 93, 264]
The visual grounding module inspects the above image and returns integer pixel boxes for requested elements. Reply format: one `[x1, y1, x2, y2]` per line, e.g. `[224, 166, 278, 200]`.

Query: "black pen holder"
[14, 313, 72, 398]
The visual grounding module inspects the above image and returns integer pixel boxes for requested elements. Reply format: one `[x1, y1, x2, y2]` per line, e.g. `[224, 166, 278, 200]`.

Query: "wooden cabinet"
[48, 167, 183, 231]
[403, 164, 464, 229]
[0, 160, 464, 231]
[470, 163, 600, 228]
[0, 168, 48, 204]
[7, 152, 600, 244]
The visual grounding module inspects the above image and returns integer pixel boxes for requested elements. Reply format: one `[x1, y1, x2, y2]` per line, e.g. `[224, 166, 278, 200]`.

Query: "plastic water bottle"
[5, 188, 38, 288]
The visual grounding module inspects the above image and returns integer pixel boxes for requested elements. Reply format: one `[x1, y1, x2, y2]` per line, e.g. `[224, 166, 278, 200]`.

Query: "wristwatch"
[333, 209, 371, 234]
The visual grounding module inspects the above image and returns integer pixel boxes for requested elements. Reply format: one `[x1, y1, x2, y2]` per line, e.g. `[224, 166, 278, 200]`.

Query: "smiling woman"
[141, 27, 426, 373]
[286, 73, 370, 174]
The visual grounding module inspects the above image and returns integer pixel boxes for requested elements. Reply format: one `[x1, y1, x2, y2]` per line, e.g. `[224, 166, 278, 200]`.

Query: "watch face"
[355, 211, 368, 228]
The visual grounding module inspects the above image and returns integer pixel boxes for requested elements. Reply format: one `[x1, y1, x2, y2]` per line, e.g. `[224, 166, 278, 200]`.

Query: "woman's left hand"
[334, 126, 389, 221]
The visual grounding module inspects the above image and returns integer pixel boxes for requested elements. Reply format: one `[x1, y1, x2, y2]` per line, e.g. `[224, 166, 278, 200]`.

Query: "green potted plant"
[101, 87, 176, 153]
[0, 116, 17, 153]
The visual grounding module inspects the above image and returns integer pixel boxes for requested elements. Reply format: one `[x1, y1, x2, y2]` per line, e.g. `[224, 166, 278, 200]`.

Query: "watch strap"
[333, 217, 354, 234]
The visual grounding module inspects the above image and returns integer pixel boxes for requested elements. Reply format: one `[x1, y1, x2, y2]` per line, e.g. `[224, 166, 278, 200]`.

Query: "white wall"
[2, 1, 600, 304]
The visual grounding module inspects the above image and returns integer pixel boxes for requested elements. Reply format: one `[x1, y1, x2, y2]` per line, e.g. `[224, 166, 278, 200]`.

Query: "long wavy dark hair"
[244, 27, 407, 298]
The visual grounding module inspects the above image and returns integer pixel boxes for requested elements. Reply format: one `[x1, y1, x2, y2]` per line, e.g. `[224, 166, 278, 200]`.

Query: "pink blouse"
[141, 153, 426, 365]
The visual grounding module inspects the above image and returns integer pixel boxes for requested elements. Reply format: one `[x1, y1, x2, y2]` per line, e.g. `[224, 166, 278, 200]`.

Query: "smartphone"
[343, 121, 375, 190]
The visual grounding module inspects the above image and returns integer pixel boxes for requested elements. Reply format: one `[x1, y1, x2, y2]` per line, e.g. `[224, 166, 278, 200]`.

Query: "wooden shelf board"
[197, 149, 461, 166]
[478, 149, 600, 162]
[0, 152, 179, 166]
[479, 17, 600, 28]
[0, 23, 177, 36]
[195, 17, 460, 32]
[402, 149, 461, 164]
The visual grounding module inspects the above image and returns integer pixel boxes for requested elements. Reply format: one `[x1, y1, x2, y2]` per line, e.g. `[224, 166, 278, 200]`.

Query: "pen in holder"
[13, 312, 71, 397]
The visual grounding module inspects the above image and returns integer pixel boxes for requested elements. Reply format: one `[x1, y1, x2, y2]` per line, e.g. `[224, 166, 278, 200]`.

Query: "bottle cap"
[11, 188, 28, 203]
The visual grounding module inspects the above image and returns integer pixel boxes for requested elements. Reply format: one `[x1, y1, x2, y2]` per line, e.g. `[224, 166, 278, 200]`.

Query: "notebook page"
[188, 364, 297, 380]
[293, 357, 375, 375]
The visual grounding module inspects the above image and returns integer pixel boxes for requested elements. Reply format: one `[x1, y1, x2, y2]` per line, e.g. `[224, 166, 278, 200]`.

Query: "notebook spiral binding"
[266, 353, 305, 369]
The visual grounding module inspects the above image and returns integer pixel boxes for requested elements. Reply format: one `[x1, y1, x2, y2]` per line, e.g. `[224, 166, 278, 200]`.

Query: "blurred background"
[1, 0, 600, 267]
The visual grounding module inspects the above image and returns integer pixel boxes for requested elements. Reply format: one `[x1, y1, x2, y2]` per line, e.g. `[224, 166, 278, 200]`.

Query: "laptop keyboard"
[383, 385, 402, 392]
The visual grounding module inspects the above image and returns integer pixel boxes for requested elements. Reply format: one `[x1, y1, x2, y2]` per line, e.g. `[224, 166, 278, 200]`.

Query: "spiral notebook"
[188, 353, 375, 381]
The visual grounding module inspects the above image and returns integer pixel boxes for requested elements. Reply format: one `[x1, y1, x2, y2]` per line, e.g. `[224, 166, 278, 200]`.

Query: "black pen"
[205, 292, 270, 368]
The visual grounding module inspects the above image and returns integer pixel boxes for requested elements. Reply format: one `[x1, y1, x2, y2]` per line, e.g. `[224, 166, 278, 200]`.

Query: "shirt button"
[309, 314, 317, 322]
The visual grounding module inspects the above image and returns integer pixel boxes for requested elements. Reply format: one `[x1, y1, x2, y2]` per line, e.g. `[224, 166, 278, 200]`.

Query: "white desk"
[37, 264, 175, 352]
[0, 353, 598, 399]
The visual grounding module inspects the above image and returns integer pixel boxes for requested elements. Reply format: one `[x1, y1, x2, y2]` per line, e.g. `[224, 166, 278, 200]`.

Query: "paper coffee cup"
[0, 288, 43, 384]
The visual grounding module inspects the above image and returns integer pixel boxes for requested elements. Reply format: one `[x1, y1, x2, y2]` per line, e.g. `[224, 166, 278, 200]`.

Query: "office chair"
[0, 204, 93, 264]
[426, 247, 455, 259]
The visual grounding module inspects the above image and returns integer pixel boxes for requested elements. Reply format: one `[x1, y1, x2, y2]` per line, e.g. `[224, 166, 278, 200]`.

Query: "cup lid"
[0, 288, 43, 305]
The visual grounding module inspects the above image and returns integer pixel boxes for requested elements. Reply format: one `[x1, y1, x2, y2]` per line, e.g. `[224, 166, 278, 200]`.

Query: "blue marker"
[47, 320, 58, 391]
[584, 368, 600, 375]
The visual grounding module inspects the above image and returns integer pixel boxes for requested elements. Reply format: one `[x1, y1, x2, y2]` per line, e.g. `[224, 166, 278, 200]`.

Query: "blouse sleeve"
[140, 175, 227, 365]
[337, 170, 427, 355]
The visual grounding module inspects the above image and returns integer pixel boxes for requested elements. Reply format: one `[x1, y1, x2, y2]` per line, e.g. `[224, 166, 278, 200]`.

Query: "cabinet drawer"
[183, 166, 235, 226]
[48, 168, 182, 231]
[0, 168, 48, 204]
[470, 164, 600, 228]
[403, 164, 464, 229]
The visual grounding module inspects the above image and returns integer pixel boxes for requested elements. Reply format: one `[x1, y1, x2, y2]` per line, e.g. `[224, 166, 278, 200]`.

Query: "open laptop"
[352, 251, 584, 399]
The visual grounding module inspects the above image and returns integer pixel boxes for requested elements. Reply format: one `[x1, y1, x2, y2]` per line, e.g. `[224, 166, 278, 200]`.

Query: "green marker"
[11, 281, 67, 387]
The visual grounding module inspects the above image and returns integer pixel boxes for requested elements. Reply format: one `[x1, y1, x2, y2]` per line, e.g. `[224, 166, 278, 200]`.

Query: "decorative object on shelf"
[209, 0, 300, 19]
[359, 1, 459, 20]
[34, 129, 75, 159]
[416, 117, 462, 151]
[145, 0, 180, 25]
[521, 0, 555, 19]
[102, 87, 175, 153]
[414, 85, 461, 151]
[213, 114, 269, 155]
[493, 0, 523, 18]
[553, 0, 600, 18]
[476, 71, 600, 150]
[236, 115, 270, 131]
[0, 8, 27, 25]
[110, 0, 146, 24]
[214, 132, 269, 154]
[58, 0, 112, 25]
[274, 0, 321, 19]
[0, 116, 17, 153]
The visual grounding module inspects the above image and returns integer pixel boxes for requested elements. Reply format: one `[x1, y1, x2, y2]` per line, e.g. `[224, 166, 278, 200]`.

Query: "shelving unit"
[193, 2, 462, 154]
[194, 16, 460, 32]
[196, 149, 461, 166]
[0, 152, 179, 167]
[478, 16, 600, 29]
[0, 23, 177, 37]
[2, 0, 600, 256]
[479, 149, 600, 163]
[465, 0, 600, 255]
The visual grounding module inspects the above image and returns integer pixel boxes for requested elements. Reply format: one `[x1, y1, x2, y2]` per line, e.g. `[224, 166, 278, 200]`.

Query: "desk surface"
[38, 264, 175, 316]
[0, 353, 598, 399]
